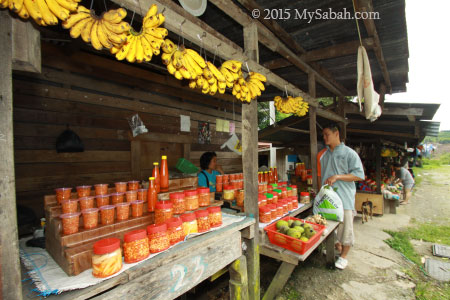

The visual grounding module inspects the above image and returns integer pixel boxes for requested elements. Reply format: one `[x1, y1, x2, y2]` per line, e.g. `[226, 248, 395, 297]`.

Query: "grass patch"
[415, 281, 450, 300]
[384, 230, 421, 264]
[285, 286, 302, 300]
[407, 223, 450, 245]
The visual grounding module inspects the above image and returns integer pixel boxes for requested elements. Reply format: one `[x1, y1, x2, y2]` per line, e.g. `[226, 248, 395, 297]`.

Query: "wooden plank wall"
[13, 43, 242, 218]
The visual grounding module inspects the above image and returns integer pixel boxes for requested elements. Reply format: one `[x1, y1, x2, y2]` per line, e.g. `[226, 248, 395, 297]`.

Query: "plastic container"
[115, 202, 130, 221]
[223, 185, 235, 201]
[216, 182, 223, 192]
[258, 183, 265, 193]
[289, 185, 298, 197]
[216, 175, 223, 183]
[291, 196, 299, 209]
[79, 196, 95, 211]
[155, 201, 173, 224]
[166, 217, 184, 245]
[286, 187, 293, 197]
[96, 194, 109, 208]
[60, 212, 80, 235]
[286, 198, 293, 211]
[110, 192, 124, 205]
[128, 181, 140, 191]
[181, 212, 198, 236]
[147, 224, 170, 253]
[267, 185, 273, 192]
[61, 199, 78, 214]
[175, 157, 199, 174]
[115, 182, 127, 193]
[265, 193, 273, 205]
[123, 229, 150, 263]
[125, 190, 138, 203]
[92, 238, 122, 278]
[100, 205, 115, 225]
[196, 210, 210, 233]
[276, 203, 284, 218]
[76, 185, 92, 198]
[271, 193, 278, 204]
[184, 190, 199, 211]
[264, 217, 325, 255]
[197, 187, 210, 207]
[169, 192, 185, 214]
[137, 189, 148, 202]
[258, 194, 267, 207]
[306, 175, 313, 185]
[280, 200, 288, 214]
[268, 204, 277, 220]
[207, 206, 222, 228]
[273, 189, 282, 200]
[222, 174, 230, 184]
[82, 208, 99, 229]
[94, 184, 108, 196]
[236, 190, 244, 207]
[131, 200, 144, 217]
[259, 205, 272, 223]
[300, 192, 310, 204]
[280, 187, 288, 199]
[55, 187, 72, 204]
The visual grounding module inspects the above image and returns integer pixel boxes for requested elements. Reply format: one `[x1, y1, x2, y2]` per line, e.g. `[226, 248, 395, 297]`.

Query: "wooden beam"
[282, 127, 310, 134]
[301, 38, 375, 62]
[259, 116, 309, 139]
[0, 11, 23, 300]
[308, 73, 316, 98]
[262, 262, 296, 300]
[316, 108, 348, 123]
[12, 17, 41, 73]
[309, 106, 318, 190]
[229, 256, 249, 300]
[347, 119, 414, 127]
[345, 103, 423, 116]
[262, 57, 292, 70]
[347, 128, 415, 138]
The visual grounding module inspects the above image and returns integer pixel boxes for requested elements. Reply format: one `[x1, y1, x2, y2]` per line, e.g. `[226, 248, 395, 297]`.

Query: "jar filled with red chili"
[147, 223, 170, 253]
[155, 201, 173, 224]
[123, 229, 149, 264]
[115, 202, 130, 221]
[184, 190, 199, 211]
[100, 205, 115, 225]
[197, 187, 210, 207]
[166, 217, 184, 245]
[60, 212, 80, 235]
[207, 206, 222, 228]
[259, 205, 272, 223]
[131, 200, 144, 217]
[195, 209, 210, 233]
[169, 192, 185, 214]
[82, 208, 99, 229]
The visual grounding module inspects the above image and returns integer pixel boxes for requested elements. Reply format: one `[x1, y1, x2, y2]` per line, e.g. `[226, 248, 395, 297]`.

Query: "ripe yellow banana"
[222, 60, 242, 73]
[36, 0, 57, 25]
[10, 0, 23, 12]
[162, 39, 176, 54]
[70, 16, 91, 39]
[46, 0, 69, 22]
[23, 0, 42, 23]
[144, 3, 157, 21]
[249, 72, 267, 82]
[135, 37, 145, 63]
[62, 10, 89, 28]
[80, 18, 94, 42]
[185, 49, 206, 68]
[207, 62, 226, 82]
[97, 20, 112, 49]
[103, 21, 130, 35]
[125, 35, 138, 63]
[90, 20, 103, 50]
[55, 0, 76, 12]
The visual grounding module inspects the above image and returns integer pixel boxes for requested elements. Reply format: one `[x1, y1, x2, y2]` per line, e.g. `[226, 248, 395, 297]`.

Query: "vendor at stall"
[394, 163, 415, 205]
[198, 152, 224, 192]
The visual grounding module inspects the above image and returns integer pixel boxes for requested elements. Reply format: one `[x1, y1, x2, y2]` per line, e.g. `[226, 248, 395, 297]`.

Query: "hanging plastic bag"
[56, 126, 84, 153]
[313, 185, 344, 222]
[127, 114, 148, 137]
[220, 133, 242, 155]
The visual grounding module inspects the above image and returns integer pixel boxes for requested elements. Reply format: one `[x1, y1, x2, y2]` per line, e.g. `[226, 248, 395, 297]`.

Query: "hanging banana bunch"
[187, 61, 228, 95]
[232, 72, 266, 102]
[220, 60, 242, 89]
[274, 95, 309, 116]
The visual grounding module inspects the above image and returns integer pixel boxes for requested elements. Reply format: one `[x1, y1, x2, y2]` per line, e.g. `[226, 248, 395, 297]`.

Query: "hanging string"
[352, 0, 363, 47]
[130, 10, 136, 27]
[245, 62, 250, 73]
[103, 0, 107, 11]
[177, 20, 186, 48]
[212, 44, 219, 64]
[284, 85, 289, 98]
[90, 0, 94, 10]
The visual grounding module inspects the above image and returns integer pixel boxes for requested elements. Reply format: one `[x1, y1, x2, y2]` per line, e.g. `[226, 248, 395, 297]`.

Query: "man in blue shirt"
[198, 152, 224, 192]
[317, 123, 364, 270]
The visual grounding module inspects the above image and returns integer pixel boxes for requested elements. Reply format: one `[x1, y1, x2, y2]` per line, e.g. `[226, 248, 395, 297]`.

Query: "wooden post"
[308, 73, 318, 190]
[376, 143, 381, 194]
[229, 255, 249, 300]
[262, 262, 296, 300]
[0, 11, 23, 300]
[242, 21, 260, 300]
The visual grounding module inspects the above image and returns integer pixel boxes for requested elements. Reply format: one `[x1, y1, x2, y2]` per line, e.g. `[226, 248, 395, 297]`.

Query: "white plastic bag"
[357, 46, 381, 122]
[220, 133, 242, 155]
[313, 185, 344, 222]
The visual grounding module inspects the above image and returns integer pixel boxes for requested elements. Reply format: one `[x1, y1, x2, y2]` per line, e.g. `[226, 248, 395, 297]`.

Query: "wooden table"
[28, 217, 255, 300]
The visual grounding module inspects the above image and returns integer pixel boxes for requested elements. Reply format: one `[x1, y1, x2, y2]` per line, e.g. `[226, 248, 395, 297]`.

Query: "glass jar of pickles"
[155, 201, 173, 224]
[196, 209, 210, 233]
[169, 192, 185, 214]
[181, 212, 198, 236]
[147, 224, 170, 253]
[92, 238, 122, 278]
[207, 206, 222, 228]
[184, 190, 199, 211]
[123, 229, 149, 264]
[197, 187, 210, 207]
[166, 217, 184, 245]
[223, 185, 235, 201]
[259, 205, 272, 223]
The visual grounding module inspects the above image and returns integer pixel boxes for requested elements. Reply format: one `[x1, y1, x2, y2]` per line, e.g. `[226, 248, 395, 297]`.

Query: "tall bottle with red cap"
[160, 155, 169, 192]
[147, 177, 157, 212]
[152, 162, 161, 193]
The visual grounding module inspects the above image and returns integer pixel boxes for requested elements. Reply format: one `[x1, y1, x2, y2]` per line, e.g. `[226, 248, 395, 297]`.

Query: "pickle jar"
[258, 194, 267, 207]
[123, 229, 150, 264]
[131, 200, 144, 217]
[155, 201, 173, 224]
[60, 212, 80, 235]
[115, 202, 130, 221]
[223, 185, 235, 201]
[197, 187, 210, 207]
[195, 209, 210, 233]
[180, 212, 198, 236]
[147, 223, 170, 254]
[110, 192, 124, 205]
[76, 185, 92, 198]
[61, 199, 78, 214]
[184, 190, 199, 211]
[169, 192, 185, 214]
[96, 194, 110, 208]
[207, 206, 222, 228]
[166, 217, 185, 245]
[265, 193, 274, 205]
[259, 205, 272, 223]
[79, 196, 95, 211]
[300, 192, 310, 204]
[82, 208, 99, 230]
[100, 205, 115, 225]
[92, 238, 122, 278]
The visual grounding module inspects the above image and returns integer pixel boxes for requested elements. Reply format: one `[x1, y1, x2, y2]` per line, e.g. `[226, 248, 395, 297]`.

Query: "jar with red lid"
[223, 185, 235, 201]
[147, 224, 170, 253]
[289, 185, 298, 196]
[216, 182, 223, 192]
[184, 190, 199, 211]
[196, 210, 210, 233]
[61, 199, 78, 214]
[258, 183, 265, 193]
[222, 174, 230, 184]
[82, 208, 99, 229]
[155, 201, 173, 224]
[55, 187, 72, 204]
[131, 200, 144, 217]
[76, 185, 92, 198]
[259, 206, 272, 223]
[128, 181, 140, 191]
[291, 196, 299, 209]
[268, 204, 277, 220]
[94, 184, 108, 196]
[125, 191, 138, 203]
[115, 202, 130, 221]
[92, 238, 122, 278]
[181, 212, 198, 236]
[265, 193, 273, 205]
[286, 197, 293, 211]
[280, 200, 288, 214]
[60, 212, 80, 235]
[258, 194, 267, 207]
[166, 217, 184, 245]
[216, 175, 223, 184]
[169, 192, 185, 214]
[267, 185, 273, 192]
[286, 187, 293, 197]
[272, 193, 278, 204]
[207, 206, 222, 228]
[100, 205, 115, 225]
[280, 187, 288, 199]
[276, 203, 284, 217]
[110, 192, 124, 205]
[96, 194, 109, 208]
[115, 182, 127, 193]
[230, 173, 237, 181]
[123, 229, 149, 263]
[300, 192, 310, 203]
[79, 196, 95, 210]
[197, 187, 210, 207]
[236, 190, 244, 207]
[137, 189, 148, 202]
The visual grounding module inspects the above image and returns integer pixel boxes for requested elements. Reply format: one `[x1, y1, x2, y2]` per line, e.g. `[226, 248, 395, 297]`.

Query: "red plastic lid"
[195, 209, 209, 218]
[207, 206, 221, 213]
[259, 206, 271, 213]
[156, 201, 173, 209]
[100, 205, 115, 210]
[147, 223, 167, 234]
[223, 185, 234, 190]
[184, 189, 198, 196]
[258, 194, 267, 201]
[59, 212, 80, 219]
[93, 238, 120, 255]
[76, 185, 91, 189]
[181, 212, 196, 222]
[300, 192, 310, 196]
[307, 175, 313, 179]
[281, 187, 287, 192]
[169, 192, 185, 200]
[81, 208, 98, 214]
[166, 217, 182, 228]
[289, 185, 297, 189]
[197, 187, 210, 194]
[124, 229, 147, 243]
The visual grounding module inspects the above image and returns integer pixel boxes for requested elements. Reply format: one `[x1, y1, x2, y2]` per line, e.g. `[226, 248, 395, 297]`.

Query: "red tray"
[264, 216, 325, 255]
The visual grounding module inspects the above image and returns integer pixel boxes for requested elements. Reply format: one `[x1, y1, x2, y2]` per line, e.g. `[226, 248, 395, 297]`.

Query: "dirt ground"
[265, 166, 450, 300]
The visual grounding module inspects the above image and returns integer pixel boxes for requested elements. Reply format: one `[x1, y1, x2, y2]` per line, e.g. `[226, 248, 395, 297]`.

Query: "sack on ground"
[313, 185, 344, 222]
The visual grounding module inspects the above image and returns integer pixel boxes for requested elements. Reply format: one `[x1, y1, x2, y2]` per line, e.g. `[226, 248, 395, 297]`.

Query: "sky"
[385, 0, 450, 130]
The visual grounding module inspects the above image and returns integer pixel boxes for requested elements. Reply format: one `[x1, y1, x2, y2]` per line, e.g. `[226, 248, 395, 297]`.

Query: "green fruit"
[300, 237, 309, 242]
[293, 226, 304, 234]
[287, 228, 302, 239]
[293, 220, 302, 227]
[288, 220, 294, 227]
[279, 225, 289, 234]
[276, 220, 289, 230]
[305, 228, 316, 238]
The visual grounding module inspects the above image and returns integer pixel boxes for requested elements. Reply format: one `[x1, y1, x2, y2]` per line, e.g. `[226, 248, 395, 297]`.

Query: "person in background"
[394, 163, 414, 205]
[198, 152, 224, 192]
[317, 123, 365, 270]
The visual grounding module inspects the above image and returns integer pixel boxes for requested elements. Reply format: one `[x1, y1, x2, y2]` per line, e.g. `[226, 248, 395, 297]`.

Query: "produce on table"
[275, 219, 316, 242]
[305, 214, 328, 226]
[274, 95, 309, 116]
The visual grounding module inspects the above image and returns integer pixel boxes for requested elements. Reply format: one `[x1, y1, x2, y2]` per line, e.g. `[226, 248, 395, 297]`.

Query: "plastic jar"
[230, 174, 237, 181]
[184, 190, 199, 211]
[115, 202, 130, 221]
[289, 185, 298, 197]
[268, 204, 277, 220]
[280, 200, 289, 214]
[286, 198, 293, 211]
[125, 191, 138, 203]
[223, 185, 235, 201]
[216, 182, 223, 192]
[273, 189, 282, 200]
[286, 187, 293, 197]
[166, 217, 184, 245]
[267, 185, 273, 192]
[60, 212, 80, 235]
[258, 194, 267, 207]
[96, 194, 109, 208]
[92, 238, 122, 278]
[181, 212, 198, 236]
[110, 192, 124, 205]
[115, 182, 127, 193]
[197, 187, 210, 207]
[258, 183, 265, 193]
[94, 184, 108, 196]
[300, 192, 310, 203]
[128, 181, 140, 191]
[169, 192, 185, 214]
[147, 224, 170, 253]
[291, 196, 299, 209]
[61, 199, 78, 214]
[216, 175, 223, 184]
[236, 190, 244, 207]
[307, 176, 313, 185]
[207, 206, 222, 228]
[265, 193, 273, 205]
[79, 196, 95, 210]
[281, 188, 288, 199]
[55, 187, 72, 204]
[155, 201, 173, 224]
[76, 185, 92, 198]
[124, 229, 150, 263]
[276, 203, 284, 218]
[259, 206, 272, 223]
[82, 208, 99, 229]
[100, 205, 115, 225]
[231, 180, 239, 190]
[272, 193, 278, 204]
[131, 200, 144, 217]
[137, 189, 148, 202]
[196, 210, 210, 233]
[222, 174, 230, 184]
